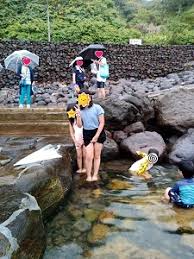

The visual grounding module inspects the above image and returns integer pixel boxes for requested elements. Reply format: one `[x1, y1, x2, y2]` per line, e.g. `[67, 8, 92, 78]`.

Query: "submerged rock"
[87, 224, 110, 244]
[84, 208, 100, 222]
[73, 218, 91, 232]
[107, 179, 133, 190]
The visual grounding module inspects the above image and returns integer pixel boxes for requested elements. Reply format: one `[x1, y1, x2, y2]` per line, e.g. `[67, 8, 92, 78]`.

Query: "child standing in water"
[75, 89, 106, 182]
[164, 160, 194, 208]
[66, 103, 86, 173]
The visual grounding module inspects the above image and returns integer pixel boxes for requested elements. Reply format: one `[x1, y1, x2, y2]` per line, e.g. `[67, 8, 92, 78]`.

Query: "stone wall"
[0, 40, 194, 88]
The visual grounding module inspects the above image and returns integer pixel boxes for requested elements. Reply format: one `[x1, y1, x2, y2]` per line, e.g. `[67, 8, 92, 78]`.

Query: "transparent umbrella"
[4, 50, 39, 73]
[0, 64, 3, 72]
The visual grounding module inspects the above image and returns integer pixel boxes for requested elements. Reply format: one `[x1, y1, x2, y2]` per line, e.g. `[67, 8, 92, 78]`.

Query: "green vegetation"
[0, 0, 193, 44]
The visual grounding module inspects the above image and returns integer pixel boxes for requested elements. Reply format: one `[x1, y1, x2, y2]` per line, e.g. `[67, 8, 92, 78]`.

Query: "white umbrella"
[4, 50, 39, 73]
[0, 63, 3, 72]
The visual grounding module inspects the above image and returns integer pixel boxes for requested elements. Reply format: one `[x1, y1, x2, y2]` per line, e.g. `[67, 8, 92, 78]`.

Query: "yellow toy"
[129, 149, 159, 180]
[67, 108, 76, 119]
[77, 92, 90, 107]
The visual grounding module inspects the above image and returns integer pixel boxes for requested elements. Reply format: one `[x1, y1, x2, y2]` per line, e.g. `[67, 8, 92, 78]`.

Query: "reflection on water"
[43, 161, 194, 259]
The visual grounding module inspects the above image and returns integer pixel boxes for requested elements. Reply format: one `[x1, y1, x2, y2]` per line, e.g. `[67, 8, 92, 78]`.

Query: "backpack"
[99, 63, 109, 79]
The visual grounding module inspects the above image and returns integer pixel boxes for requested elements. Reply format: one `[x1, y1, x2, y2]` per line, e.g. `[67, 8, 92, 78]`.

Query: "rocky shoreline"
[1, 65, 194, 258]
[0, 137, 73, 258]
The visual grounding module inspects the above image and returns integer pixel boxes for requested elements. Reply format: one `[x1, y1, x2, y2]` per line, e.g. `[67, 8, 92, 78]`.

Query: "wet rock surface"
[0, 136, 73, 258]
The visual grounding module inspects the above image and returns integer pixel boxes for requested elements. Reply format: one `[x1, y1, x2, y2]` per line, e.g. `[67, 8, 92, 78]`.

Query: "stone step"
[0, 107, 67, 121]
[0, 107, 70, 136]
[0, 121, 69, 136]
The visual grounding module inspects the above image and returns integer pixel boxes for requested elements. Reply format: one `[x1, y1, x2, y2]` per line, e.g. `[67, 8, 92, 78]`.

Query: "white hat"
[69, 56, 83, 67]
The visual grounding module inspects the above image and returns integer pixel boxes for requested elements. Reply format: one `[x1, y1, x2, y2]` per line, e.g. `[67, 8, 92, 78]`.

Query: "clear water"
[43, 160, 194, 259]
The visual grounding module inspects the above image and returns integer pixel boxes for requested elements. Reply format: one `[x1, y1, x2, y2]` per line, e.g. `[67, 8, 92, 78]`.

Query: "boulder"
[169, 128, 194, 163]
[100, 92, 154, 131]
[113, 131, 127, 144]
[102, 137, 119, 161]
[0, 186, 45, 259]
[0, 137, 73, 258]
[123, 121, 145, 135]
[120, 131, 166, 158]
[150, 86, 194, 133]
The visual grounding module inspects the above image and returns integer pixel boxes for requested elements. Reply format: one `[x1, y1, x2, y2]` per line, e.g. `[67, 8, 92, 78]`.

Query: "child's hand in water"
[142, 172, 153, 180]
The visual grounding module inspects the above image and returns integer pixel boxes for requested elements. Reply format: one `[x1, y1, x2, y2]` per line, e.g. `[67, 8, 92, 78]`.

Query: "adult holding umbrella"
[4, 50, 39, 108]
[79, 44, 109, 99]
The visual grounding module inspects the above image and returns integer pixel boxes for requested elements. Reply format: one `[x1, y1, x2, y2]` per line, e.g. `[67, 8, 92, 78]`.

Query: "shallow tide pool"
[44, 160, 194, 259]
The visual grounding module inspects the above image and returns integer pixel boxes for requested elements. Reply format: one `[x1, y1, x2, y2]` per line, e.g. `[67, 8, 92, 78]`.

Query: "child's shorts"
[83, 128, 106, 146]
[168, 189, 194, 209]
[97, 81, 105, 88]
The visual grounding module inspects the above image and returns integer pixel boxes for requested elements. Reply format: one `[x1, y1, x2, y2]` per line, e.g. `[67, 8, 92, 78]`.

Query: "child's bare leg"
[92, 142, 103, 181]
[100, 88, 106, 99]
[76, 147, 83, 173]
[97, 88, 101, 98]
[81, 145, 86, 173]
[164, 187, 172, 201]
[85, 143, 94, 181]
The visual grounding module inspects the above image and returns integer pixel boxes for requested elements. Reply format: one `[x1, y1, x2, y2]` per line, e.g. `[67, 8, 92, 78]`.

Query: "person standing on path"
[95, 51, 108, 99]
[17, 57, 34, 108]
[72, 57, 86, 92]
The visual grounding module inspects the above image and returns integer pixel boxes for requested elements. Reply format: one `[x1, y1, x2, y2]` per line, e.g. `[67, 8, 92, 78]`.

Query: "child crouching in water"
[164, 160, 194, 208]
[66, 103, 86, 173]
[129, 148, 159, 180]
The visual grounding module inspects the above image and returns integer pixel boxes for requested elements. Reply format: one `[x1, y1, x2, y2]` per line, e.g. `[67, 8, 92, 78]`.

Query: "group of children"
[67, 94, 194, 209]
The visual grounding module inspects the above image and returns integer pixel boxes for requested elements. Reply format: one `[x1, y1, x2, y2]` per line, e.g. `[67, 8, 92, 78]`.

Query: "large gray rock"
[0, 137, 73, 258]
[120, 131, 166, 158]
[169, 128, 194, 163]
[150, 86, 194, 133]
[0, 186, 45, 259]
[102, 137, 119, 161]
[113, 131, 127, 144]
[100, 93, 154, 130]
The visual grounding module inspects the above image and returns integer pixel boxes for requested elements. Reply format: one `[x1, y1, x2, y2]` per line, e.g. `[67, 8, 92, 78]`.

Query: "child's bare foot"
[161, 196, 170, 204]
[92, 175, 98, 181]
[76, 169, 83, 174]
[86, 176, 92, 182]
[81, 168, 86, 173]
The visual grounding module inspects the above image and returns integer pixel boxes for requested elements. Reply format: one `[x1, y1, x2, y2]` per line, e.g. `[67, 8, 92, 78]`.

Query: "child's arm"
[91, 114, 104, 143]
[136, 151, 147, 158]
[74, 106, 83, 128]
